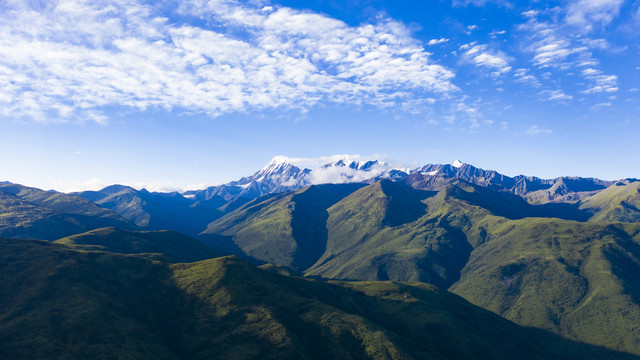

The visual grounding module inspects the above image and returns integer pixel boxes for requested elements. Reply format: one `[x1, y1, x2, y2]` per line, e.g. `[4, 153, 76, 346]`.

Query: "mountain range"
[2, 157, 640, 358]
[186, 156, 636, 204]
[200, 171, 640, 354]
[62, 156, 638, 238]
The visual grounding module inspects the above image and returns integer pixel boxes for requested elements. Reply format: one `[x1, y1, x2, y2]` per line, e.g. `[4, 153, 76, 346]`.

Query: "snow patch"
[452, 160, 464, 168]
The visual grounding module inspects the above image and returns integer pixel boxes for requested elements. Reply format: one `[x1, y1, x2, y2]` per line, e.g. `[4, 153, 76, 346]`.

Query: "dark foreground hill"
[1, 239, 634, 360]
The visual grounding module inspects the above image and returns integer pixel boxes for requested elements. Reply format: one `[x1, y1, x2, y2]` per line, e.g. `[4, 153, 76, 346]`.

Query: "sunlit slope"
[55, 227, 225, 263]
[580, 182, 640, 223]
[1, 238, 634, 360]
[449, 218, 640, 354]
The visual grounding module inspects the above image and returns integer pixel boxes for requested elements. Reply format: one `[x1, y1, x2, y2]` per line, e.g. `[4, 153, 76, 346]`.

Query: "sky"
[1, 0, 639, 192]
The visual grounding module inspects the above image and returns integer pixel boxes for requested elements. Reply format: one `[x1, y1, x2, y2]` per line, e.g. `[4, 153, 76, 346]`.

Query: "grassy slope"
[201, 184, 364, 269]
[428, 182, 640, 354]
[55, 227, 225, 263]
[449, 219, 640, 353]
[1, 238, 635, 360]
[305, 181, 473, 288]
[0, 183, 134, 240]
[201, 192, 298, 265]
[580, 182, 640, 223]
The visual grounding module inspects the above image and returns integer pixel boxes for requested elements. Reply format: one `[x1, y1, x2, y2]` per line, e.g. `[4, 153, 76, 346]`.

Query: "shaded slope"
[0, 183, 135, 240]
[407, 177, 590, 221]
[1, 238, 635, 360]
[55, 227, 225, 263]
[77, 185, 225, 236]
[289, 183, 366, 269]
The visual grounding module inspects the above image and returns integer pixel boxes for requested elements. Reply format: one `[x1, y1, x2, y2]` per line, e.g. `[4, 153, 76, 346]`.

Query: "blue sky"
[1, 0, 639, 191]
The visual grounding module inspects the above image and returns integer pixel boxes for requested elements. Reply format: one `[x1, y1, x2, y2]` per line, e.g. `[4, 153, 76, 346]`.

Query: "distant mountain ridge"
[186, 156, 637, 204]
[0, 182, 135, 240]
[4, 157, 638, 239]
[76, 184, 225, 236]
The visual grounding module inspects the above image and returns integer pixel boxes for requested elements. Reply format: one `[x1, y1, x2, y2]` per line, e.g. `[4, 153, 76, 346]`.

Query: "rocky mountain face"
[411, 162, 627, 202]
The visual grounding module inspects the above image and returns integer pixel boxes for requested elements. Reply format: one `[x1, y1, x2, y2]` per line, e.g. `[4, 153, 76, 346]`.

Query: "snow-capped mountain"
[186, 156, 410, 201]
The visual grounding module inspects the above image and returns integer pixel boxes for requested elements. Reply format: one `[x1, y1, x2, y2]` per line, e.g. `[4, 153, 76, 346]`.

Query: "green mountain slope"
[55, 227, 225, 263]
[449, 219, 640, 353]
[201, 184, 364, 268]
[0, 183, 135, 240]
[579, 182, 640, 223]
[203, 179, 640, 354]
[1, 238, 635, 360]
[305, 181, 469, 287]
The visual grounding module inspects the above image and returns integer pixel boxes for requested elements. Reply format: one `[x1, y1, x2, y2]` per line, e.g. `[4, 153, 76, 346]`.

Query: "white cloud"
[542, 90, 573, 101]
[305, 164, 387, 185]
[565, 0, 625, 31]
[428, 38, 449, 45]
[452, 0, 512, 6]
[490, 29, 506, 38]
[525, 125, 552, 135]
[0, 0, 458, 123]
[518, 18, 587, 68]
[465, 24, 479, 35]
[513, 68, 541, 87]
[590, 102, 612, 110]
[580, 70, 618, 93]
[517, 16, 618, 95]
[460, 43, 511, 76]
